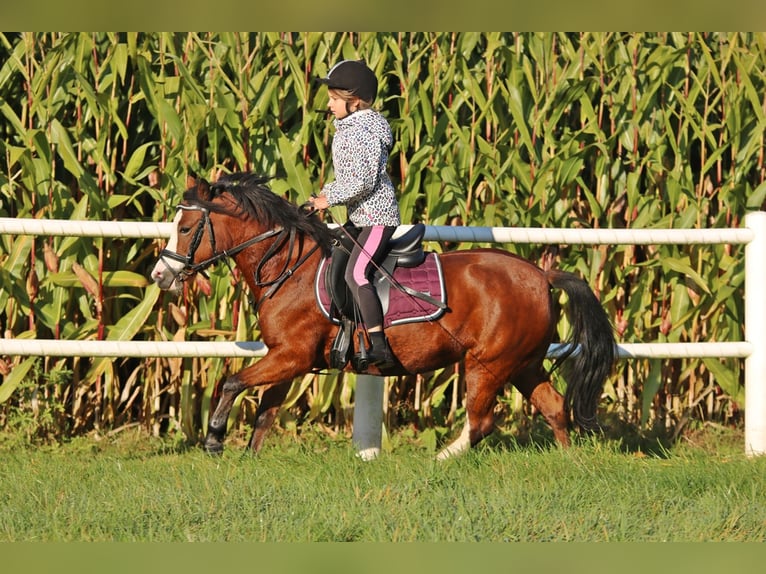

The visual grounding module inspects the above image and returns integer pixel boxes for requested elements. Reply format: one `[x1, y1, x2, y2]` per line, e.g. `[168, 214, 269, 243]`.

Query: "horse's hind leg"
[435, 417, 473, 461]
[436, 364, 500, 461]
[247, 383, 290, 454]
[514, 365, 570, 447]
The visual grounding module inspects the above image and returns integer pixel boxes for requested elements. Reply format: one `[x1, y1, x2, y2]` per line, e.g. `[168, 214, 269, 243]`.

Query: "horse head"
[151, 176, 225, 293]
[151, 172, 333, 295]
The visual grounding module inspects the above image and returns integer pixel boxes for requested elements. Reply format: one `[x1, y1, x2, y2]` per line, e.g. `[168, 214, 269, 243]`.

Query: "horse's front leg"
[204, 374, 247, 454]
[203, 345, 318, 454]
[247, 383, 290, 454]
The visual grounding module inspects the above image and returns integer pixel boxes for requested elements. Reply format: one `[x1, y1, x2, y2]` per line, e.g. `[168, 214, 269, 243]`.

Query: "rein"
[161, 203, 320, 310]
[252, 225, 321, 311]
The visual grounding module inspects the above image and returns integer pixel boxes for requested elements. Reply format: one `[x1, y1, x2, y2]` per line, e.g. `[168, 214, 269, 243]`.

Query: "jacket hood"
[335, 109, 393, 151]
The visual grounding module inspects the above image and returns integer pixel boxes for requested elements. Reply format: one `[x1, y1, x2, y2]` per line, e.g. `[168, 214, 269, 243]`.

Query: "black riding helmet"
[317, 59, 378, 103]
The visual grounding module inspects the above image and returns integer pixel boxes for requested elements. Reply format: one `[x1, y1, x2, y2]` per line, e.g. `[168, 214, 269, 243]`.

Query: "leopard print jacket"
[322, 109, 401, 227]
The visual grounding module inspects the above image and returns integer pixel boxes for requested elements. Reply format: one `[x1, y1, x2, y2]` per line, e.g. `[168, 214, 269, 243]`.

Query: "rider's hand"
[309, 194, 329, 210]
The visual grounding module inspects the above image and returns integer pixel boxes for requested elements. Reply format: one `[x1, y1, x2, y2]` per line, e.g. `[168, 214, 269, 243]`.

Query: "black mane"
[184, 172, 334, 255]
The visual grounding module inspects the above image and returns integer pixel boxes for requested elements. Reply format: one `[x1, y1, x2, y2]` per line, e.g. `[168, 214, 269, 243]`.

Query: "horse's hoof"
[203, 440, 224, 456]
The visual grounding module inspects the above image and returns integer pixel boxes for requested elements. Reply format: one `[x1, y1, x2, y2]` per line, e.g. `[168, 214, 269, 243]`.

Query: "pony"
[151, 172, 616, 459]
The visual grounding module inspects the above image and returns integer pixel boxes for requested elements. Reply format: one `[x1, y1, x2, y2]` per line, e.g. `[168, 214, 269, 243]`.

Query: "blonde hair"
[329, 88, 373, 110]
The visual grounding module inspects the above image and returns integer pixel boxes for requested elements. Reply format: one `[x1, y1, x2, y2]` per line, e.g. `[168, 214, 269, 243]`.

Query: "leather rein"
[159, 204, 321, 311]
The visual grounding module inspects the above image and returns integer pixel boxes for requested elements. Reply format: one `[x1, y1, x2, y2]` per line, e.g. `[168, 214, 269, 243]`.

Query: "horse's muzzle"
[151, 259, 183, 293]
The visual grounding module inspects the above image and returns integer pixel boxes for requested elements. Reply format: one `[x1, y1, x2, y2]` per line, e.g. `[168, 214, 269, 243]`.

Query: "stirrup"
[367, 344, 395, 369]
[352, 330, 370, 372]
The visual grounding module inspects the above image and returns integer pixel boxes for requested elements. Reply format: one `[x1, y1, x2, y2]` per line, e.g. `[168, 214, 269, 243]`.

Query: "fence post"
[352, 374, 384, 460]
[745, 212, 766, 456]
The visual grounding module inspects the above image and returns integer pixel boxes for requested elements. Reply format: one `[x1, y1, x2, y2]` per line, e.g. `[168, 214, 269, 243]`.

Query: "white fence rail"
[1, 214, 765, 456]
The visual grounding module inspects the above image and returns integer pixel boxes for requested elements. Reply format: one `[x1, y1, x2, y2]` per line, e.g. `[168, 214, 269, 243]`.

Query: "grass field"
[2, 425, 765, 542]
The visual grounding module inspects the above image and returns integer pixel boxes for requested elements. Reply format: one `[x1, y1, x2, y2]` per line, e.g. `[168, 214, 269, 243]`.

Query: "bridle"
[159, 203, 320, 309]
[159, 203, 283, 278]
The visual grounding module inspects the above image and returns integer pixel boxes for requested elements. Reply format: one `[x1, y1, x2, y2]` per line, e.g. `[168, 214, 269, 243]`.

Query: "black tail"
[546, 269, 616, 432]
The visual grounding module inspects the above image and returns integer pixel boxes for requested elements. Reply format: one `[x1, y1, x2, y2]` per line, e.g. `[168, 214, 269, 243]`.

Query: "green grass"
[2, 425, 765, 542]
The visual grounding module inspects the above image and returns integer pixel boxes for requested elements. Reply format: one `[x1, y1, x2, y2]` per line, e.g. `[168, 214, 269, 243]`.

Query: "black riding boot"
[367, 331, 395, 369]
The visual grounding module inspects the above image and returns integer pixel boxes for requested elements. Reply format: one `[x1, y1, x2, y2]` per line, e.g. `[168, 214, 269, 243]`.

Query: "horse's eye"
[179, 226, 191, 234]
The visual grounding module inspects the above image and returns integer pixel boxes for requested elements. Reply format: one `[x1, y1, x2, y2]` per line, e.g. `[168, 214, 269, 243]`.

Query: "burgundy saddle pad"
[314, 252, 447, 328]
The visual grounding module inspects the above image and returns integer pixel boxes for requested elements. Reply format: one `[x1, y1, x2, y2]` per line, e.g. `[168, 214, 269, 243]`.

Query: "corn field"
[1, 32, 766, 444]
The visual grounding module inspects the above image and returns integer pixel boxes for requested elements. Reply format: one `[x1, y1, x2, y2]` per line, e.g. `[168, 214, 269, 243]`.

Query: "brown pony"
[151, 173, 616, 459]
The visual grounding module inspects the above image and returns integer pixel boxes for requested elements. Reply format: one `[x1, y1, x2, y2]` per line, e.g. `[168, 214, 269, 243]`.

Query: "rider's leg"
[356, 284, 393, 363]
[345, 225, 396, 368]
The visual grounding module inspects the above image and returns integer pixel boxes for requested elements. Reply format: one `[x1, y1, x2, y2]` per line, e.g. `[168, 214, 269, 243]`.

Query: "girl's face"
[327, 90, 359, 119]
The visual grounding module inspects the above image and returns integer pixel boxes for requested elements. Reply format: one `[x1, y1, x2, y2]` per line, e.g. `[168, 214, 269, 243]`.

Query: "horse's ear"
[184, 173, 212, 201]
[196, 178, 213, 201]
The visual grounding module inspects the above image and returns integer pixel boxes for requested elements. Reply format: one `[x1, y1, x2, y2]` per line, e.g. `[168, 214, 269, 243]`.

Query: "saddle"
[314, 222, 447, 370]
[326, 222, 426, 316]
